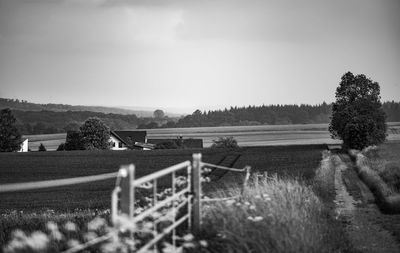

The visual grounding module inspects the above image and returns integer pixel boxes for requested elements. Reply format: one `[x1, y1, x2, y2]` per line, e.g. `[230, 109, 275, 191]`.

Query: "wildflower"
[265, 197, 272, 201]
[151, 211, 162, 219]
[235, 202, 241, 206]
[163, 242, 182, 253]
[244, 201, 250, 206]
[255, 195, 262, 199]
[262, 193, 269, 198]
[199, 240, 208, 247]
[247, 216, 254, 221]
[114, 215, 136, 232]
[64, 221, 77, 232]
[27, 232, 49, 252]
[226, 199, 236, 205]
[88, 217, 106, 231]
[84, 232, 97, 242]
[183, 233, 194, 241]
[143, 221, 154, 231]
[249, 205, 256, 210]
[253, 216, 263, 222]
[183, 242, 195, 248]
[67, 239, 80, 248]
[46, 221, 58, 232]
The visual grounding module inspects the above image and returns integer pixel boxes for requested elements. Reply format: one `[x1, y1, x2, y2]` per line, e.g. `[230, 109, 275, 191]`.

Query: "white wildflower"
[226, 199, 236, 205]
[46, 221, 58, 231]
[183, 242, 195, 248]
[88, 217, 106, 231]
[183, 233, 194, 241]
[67, 239, 80, 248]
[253, 216, 263, 222]
[249, 205, 256, 210]
[84, 232, 97, 242]
[64, 221, 77, 232]
[199, 240, 208, 247]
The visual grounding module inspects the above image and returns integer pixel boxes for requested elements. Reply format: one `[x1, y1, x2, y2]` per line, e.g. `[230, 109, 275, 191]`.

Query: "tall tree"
[0, 108, 23, 152]
[79, 117, 111, 150]
[329, 72, 387, 149]
[153, 109, 165, 119]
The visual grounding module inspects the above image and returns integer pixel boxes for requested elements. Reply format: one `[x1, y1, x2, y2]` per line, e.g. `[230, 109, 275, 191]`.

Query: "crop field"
[0, 145, 325, 212]
[23, 122, 400, 151]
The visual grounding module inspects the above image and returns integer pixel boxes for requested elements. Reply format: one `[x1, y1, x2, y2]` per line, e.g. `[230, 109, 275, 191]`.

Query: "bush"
[56, 143, 66, 151]
[38, 143, 46, 152]
[64, 131, 84, 151]
[211, 137, 239, 149]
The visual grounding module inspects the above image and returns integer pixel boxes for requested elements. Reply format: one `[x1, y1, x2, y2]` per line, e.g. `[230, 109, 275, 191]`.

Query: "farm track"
[335, 154, 400, 253]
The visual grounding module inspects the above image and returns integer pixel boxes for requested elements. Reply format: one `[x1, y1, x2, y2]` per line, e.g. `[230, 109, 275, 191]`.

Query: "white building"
[110, 131, 154, 150]
[18, 139, 28, 152]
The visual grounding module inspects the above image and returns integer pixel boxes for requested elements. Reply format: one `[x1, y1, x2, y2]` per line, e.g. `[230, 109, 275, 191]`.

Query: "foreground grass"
[362, 143, 400, 194]
[196, 169, 351, 252]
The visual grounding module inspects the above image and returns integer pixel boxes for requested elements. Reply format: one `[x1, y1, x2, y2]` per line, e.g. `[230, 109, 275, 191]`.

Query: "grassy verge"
[196, 171, 352, 253]
[349, 148, 400, 214]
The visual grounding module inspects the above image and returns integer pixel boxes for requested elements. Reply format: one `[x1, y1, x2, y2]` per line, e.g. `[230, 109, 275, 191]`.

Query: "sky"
[0, 0, 399, 114]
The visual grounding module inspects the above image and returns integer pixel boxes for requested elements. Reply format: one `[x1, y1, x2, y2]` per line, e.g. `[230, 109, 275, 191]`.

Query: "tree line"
[147, 101, 399, 129]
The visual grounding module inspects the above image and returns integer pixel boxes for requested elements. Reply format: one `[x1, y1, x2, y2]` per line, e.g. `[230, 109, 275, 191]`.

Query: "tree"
[79, 117, 110, 150]
[211, 136, 239, 149]
[64, 131, 85, 150]
[57, 143, 66, 151]
[329, 72, 387, 150]
[0, 108, 23, 152]
[38, 143, 46, 151]
[153, 109, 165, 119]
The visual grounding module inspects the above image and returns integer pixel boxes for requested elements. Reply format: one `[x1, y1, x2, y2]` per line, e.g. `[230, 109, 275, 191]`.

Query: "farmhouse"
[110, 131, 154, 150]
[18, 139, 28, 152]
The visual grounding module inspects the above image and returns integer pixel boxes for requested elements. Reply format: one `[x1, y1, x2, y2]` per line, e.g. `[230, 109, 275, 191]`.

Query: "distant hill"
[10, 110, 157, 135]
[0, 98, 154, 117]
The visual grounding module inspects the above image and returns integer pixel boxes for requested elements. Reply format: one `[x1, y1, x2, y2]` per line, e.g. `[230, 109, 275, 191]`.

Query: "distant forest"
[2, 98, 400, 135]
[153, 101, 400, 129]
[0, 98, 153, 116]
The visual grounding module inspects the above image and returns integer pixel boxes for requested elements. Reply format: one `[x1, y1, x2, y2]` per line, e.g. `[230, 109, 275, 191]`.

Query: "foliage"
[64, 131, 85, 151]
[153, 109, 165, 119]
[137, 121, 159, 129]
[329, 72, 387, 150]
[56, 143, 65, 151]
[0, 108, 22, 152]
[38, 143, 46, 152]
[211, 137, 239, 149]
[79, 117, 111, 150]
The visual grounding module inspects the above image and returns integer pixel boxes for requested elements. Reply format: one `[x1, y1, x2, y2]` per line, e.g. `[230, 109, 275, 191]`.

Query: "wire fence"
[0, 153, 251, 253]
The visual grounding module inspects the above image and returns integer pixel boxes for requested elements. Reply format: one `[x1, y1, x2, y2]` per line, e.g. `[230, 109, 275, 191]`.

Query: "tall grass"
[197, 172, 345, 253]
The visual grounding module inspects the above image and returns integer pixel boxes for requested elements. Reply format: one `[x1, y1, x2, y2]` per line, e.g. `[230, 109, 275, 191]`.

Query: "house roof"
[111, 131, 147, 145]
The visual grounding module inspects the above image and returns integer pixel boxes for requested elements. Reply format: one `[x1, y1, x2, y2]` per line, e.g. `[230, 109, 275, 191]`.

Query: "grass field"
[23, 122, 400, 151]
[0, 145, 325, 212]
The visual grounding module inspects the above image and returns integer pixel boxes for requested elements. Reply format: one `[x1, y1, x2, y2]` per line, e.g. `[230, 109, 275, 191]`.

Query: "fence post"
[192, 153, 202, 234]
[120, 164, 135, 218]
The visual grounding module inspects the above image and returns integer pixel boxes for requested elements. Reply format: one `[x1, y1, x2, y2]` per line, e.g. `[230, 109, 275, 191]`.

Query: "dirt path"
[335, 154, 400, 253]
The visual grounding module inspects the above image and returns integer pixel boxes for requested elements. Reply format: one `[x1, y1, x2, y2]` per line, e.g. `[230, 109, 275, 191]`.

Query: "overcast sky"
[0, 0, 399, 113]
